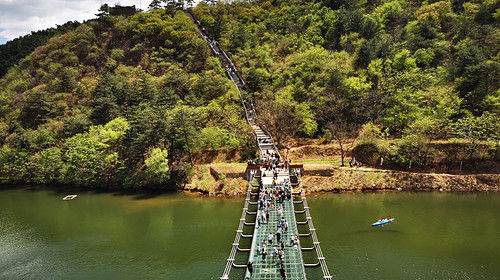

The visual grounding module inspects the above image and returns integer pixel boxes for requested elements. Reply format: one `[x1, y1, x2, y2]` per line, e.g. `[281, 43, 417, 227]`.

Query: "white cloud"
[0, 0, 145, 42]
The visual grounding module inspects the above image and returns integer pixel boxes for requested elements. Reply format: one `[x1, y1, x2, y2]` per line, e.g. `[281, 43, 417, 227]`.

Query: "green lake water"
[309, 192, 500, 280]
[1, 187, 499, 279]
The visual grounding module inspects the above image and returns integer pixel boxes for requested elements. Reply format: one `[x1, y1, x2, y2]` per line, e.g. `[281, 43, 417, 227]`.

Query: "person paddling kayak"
[372, 217, 395, 227]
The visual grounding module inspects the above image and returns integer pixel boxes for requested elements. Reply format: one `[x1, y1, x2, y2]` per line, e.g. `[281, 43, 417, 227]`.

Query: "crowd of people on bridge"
[248, 149, 290, 171]
[260, 150, 290, 172]
[247, 173, 297, 279]
[190, 10, 302, 279]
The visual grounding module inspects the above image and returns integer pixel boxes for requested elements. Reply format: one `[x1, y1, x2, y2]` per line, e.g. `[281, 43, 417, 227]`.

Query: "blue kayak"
[372, 218, 395, 227]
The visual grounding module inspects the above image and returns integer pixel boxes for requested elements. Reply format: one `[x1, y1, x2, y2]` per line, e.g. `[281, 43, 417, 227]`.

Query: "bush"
[487, 141, 500, 160]
[352, 128, 392, 166]
[392, 136, 427, 167]
[142, 147, 170, 185]
[352, 142, 382, 166]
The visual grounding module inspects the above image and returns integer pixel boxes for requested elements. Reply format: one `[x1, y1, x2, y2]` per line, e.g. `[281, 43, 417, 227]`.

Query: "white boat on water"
[63, 195, 77, 200]
[372, 217, 395, 227]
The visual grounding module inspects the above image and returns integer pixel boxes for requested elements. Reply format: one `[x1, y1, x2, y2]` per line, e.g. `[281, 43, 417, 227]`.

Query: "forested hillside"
[193, 0, 500, 168]
[0, 9, 253, 188]
[0, 21, 81, 78]
[0, 0, 499, 189]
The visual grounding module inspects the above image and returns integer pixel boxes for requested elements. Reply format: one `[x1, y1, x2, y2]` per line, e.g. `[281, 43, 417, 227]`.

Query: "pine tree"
[149, 0, 162, 10]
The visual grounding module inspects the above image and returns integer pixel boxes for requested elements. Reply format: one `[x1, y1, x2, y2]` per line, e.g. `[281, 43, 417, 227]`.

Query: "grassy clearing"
[294, 158, 396, 174]
[301, 159, 341, 169]
[187, 162, 248, 195]
[205, 162, 247, 174]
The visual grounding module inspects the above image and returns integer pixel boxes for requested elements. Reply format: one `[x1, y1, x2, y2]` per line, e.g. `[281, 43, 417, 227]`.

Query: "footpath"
[245, 127, 306, 279]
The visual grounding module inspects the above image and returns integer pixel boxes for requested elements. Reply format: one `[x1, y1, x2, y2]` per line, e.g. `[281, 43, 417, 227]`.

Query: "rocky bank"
[301, 169, 500, 193]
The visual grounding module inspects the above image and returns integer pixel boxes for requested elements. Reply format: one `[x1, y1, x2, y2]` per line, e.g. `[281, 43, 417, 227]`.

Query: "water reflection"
[1, 188, 499, 279]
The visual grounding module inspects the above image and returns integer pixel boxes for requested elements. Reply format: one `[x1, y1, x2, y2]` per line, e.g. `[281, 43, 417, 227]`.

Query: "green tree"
[187, 70, 229, 104]
[19, 90, 53, 129]
[392, 49, 417, 72]
[403, 117, 444, 164]
[354, 35, 392, 69]
[11, 129, 56, 152]
[141, 147, 170, 186]
[63, 117, 130, 186]
[414, 48, 435, 68]
[149, 0, 163, 10]
[63, 114, 92, 137]
[453, 112, 500, 159]
[230, 23, 248, 50]
[126, 105, 168, 160]
[59, 67, 78, 92]
[199, 3, 226, 40]
[164, 105, 197, 185]
[96, 4, 110, 17]
[166, 105, 197, 161]
[162, 0, 185, 13]
[0, 145, 30, 183]
[31, 147, 64, 184]
[393, 135, 427, 167]
[91, 72, 123, 124]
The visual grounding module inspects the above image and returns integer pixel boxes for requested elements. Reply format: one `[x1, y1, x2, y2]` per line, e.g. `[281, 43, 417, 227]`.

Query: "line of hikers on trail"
[192, 11, 248, 93]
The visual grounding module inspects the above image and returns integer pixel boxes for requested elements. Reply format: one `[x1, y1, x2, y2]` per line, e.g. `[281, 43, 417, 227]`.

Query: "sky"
[0, 0, 147, 45]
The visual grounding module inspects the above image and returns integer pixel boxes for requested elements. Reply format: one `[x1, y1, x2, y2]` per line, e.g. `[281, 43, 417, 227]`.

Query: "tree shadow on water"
[353, 228, 403, 235]
[0, 184, 177, 200]
[109, 189, 170, 200]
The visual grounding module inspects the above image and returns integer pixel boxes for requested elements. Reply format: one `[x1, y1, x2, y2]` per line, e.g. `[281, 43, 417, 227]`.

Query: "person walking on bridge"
[247, 261, 253, 278]
[280, 264, 287, 279]
[279, 249, 285, 266]
[272, 247, 277, 263]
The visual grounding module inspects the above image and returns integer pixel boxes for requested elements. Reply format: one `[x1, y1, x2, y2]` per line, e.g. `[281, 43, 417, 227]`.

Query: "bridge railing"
[187, 8, 330, 279]
[220, 185, 253, 279]
[186, 10, 257, 279]
[301, 187, 332, 279]
[257, 124, 276, 146]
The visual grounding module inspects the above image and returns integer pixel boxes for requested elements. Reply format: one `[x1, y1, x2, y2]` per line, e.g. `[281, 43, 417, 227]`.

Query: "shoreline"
[2, 169, 499, 197]
[300, 170, 500, 194]
[185, 167, 500, 196]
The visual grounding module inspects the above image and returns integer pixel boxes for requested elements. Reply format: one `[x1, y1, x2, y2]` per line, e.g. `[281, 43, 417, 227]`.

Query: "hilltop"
[0, 21, 81, 77]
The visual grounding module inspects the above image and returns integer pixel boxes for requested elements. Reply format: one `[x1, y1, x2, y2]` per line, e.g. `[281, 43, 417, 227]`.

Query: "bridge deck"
[245, 169, 306, 279]
[185, 9, 330, 280]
